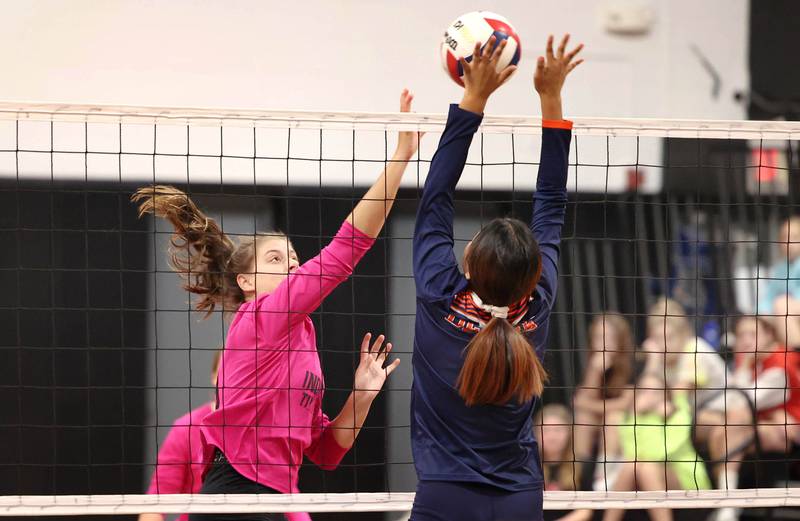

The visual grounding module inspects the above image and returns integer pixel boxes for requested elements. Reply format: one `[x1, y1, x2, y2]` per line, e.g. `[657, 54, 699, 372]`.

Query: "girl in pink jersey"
[133, 91, 419, 521]
[139, 352, 220, 521]
[140, 352, 311, 521]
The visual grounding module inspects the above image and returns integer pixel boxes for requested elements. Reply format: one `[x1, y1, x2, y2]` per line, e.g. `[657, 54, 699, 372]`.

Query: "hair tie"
[471, 292, 509, 319]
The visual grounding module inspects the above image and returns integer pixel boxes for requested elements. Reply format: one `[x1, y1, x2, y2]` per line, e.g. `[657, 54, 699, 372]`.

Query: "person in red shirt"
[709, 315, 800, 521]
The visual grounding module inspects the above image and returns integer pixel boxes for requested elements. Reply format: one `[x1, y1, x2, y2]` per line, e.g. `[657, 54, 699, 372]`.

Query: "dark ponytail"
[457, 217, 548, 406]
[458, 317, 547, 406]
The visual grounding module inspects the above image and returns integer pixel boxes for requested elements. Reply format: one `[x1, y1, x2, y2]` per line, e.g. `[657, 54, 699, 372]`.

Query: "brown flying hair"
[457, 217, 548, 406]
[131, 185, 284, 316]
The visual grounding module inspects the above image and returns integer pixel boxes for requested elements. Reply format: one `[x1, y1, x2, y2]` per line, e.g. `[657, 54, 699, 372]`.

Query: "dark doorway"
[0, 182, 149, 521]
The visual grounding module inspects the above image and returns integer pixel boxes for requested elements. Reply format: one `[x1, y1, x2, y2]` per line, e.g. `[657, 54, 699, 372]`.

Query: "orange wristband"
[542, 119, 573, 130]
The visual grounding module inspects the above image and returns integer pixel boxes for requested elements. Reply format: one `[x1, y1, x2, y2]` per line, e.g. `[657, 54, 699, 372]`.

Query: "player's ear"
[237, 273, 254, 294]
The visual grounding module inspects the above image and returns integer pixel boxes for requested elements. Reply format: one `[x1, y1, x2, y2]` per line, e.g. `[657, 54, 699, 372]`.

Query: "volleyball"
[440, 11, 522, 87]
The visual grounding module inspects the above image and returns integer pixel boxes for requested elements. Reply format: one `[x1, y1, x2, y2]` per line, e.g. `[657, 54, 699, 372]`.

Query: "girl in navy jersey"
[410, 34, 583, 521]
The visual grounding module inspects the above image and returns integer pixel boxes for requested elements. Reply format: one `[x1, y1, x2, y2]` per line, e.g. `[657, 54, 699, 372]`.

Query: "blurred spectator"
[536, 405, 601, 521]
[603, 373, 711, 521]
[708, 316, 800, 521]
[642, 298, 744, 452]
[535, 403, 576, 492]
[643, 298, 730, 447]
[579, 299, 721, 521]
[759, 216, 800, 348]
[572, 313, 635, 489]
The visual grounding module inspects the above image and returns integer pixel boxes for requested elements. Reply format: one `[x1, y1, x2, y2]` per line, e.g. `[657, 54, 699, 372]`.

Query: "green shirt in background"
[619, 393, 711, 490]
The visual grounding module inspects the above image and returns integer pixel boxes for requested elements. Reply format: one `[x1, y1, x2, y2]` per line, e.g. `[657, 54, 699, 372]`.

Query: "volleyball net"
[2, 101, 800, 519]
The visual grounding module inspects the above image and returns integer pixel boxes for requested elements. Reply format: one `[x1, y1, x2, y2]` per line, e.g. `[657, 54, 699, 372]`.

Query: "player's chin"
[256, 274, 289, 295]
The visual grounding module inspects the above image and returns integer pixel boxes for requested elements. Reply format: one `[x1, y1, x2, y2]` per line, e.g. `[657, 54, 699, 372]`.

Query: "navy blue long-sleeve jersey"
[411, 104, 571, 491]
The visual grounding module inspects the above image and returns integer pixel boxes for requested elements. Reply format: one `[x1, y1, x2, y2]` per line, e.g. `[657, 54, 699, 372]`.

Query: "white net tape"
[2, 101, 800, 138]
[3, 100, 800, 193]
[2, 489, 800, 516]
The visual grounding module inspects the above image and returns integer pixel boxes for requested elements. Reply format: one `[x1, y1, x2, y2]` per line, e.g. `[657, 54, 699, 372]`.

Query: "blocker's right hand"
[459, 35, 517, 113]
[533, 34, 584, 98]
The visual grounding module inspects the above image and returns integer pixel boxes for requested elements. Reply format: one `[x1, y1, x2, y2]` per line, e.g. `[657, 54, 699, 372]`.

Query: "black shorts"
[187, 450, 287, 521]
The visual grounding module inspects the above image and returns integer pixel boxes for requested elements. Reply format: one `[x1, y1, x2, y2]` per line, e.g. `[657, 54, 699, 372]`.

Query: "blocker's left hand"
[353, 332, 401, 397]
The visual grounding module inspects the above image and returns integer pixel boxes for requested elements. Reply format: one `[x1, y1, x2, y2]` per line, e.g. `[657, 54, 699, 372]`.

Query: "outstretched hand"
[459, 35, 517, 114]
[534, 34, 583, 121]
[534, 34, 584, 98]
[396, 89, 424, 159]
[353, 333, 401, 398]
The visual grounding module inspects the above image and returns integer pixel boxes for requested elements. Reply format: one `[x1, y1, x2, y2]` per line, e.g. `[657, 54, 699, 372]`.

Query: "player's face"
[248, 237, 300, 297]
[540, 413, 570, 459]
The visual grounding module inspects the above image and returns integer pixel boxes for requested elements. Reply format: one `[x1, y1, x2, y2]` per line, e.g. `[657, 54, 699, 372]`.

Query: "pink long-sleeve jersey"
[146, 403, 313, 521]
[200, 221, 374, 494]
[147, 403, 212, 521]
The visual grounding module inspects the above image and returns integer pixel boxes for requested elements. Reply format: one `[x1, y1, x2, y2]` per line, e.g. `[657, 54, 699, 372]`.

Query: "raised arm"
[253, 92, 420, 334]
[347, 90, 422, 238]
[411, 104, 480, 301]
[530, 34, 583, 307]
[413, 37, 516, 301]
[251, 221, 374, 339]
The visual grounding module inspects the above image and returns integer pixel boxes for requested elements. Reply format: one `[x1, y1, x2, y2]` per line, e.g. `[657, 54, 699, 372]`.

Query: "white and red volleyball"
[440, 11, 521, 87]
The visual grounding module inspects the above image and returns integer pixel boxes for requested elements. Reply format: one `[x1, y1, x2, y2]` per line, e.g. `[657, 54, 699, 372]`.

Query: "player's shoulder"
[174, 403, 213, 428]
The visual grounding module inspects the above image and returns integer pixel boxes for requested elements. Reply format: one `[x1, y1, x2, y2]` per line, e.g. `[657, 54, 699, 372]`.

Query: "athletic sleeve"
[304, 412, 349, 470]
[285, 513, 313, 521]
[413, 104, 482, 301]
[252, 221, 374, 341]
[146, 421, 192, 494]
[748, 351, 797, 410]
[531, 120, 572, 309]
